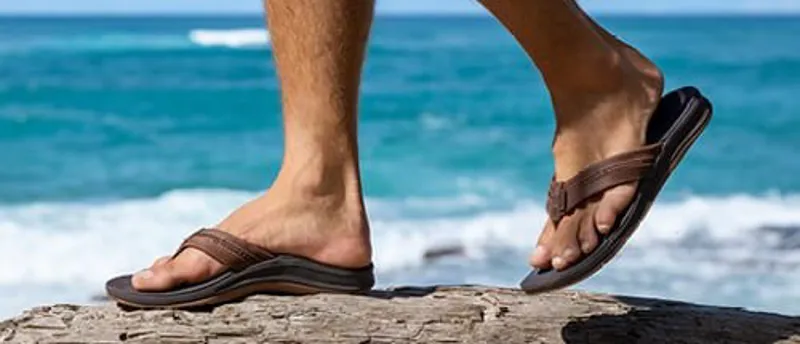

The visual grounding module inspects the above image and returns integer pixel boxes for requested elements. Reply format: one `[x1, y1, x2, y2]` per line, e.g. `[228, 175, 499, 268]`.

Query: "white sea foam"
[2, 189, 799, 288]
[188, 29, 270, 48]
[1, 34, 194, 54]
[0, 29, 270, 55]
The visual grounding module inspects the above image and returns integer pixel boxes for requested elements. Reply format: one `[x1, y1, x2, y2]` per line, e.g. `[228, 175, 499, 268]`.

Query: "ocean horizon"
[1, 14, 799, 318]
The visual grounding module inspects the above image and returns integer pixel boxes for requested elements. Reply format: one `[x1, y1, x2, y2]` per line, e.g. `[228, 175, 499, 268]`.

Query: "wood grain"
[2, 286, 798, 343]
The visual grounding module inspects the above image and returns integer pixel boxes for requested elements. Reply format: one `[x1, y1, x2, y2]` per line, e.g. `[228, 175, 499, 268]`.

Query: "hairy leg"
[479, 0, 663, 270]
[133, 0, 375, 291]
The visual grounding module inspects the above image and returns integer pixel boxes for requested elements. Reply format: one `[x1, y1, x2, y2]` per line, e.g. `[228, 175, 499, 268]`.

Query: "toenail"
[552, 256, 566, 269]
[135, 270, 154, 280]
[598, 224, 611, 233]
[581, 241, 593, 253]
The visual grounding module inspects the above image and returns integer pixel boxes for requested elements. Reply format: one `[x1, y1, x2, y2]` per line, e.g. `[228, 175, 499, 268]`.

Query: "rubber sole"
[106, 254, 375, 309]
[110, 281, 345, 309]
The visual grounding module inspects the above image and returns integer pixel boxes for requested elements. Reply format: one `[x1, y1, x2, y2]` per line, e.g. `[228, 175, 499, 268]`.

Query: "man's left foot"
[131, 169, 372, 292]
[529, 43, 664, 271]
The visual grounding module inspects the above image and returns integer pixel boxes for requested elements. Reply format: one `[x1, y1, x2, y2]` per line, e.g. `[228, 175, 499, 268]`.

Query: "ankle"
[274, 155, 364, 209]
[544, 48, 627, 95]
[549, 73, 664, 174]
[258, 168, 372, 267]
[551, 58, 662, 127]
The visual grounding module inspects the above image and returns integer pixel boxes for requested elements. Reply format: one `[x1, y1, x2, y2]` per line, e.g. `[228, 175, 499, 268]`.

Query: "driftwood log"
[1, 286, 798, 343]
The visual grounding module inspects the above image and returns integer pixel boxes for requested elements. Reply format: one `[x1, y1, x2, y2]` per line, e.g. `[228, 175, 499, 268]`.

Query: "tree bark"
[1, 286, 798, 343]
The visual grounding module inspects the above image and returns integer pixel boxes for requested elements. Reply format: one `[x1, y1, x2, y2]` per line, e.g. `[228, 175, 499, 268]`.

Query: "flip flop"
[106, 228, 374, 309]
[520, 86, 713, 293]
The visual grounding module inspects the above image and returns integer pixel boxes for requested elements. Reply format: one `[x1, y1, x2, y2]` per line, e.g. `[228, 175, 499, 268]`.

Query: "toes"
[544, 184, 637, 271]
[533, 205, 607, 271]
[550, 216, 583, 271]
[530, 221, 556, 269]
[151, 256, 171, 268]
[536, 219, 555, 247]
[531, 245, 552, 269]
[131, 263, 180, 292]
[594, 183, 637, 235]
[168, 249, 221, 284]
[578, 214, 600, 254]
[552, 245, 581, 271]
[132, 249, 224, 292]
[131, 256, 177, 291]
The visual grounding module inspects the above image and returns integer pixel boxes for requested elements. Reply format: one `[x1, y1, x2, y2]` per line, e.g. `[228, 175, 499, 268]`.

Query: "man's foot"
[132, 173, 372, 291]
[529, 38, 664, 271]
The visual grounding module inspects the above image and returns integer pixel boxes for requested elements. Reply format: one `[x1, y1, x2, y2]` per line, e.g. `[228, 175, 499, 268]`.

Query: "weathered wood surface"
[1, 286, 798, 343]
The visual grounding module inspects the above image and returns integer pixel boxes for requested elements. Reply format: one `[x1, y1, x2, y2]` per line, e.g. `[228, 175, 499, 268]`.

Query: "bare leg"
[479, 0, 664, 270]
[564, 0, 663, 85]
[133, 0, 374, 291]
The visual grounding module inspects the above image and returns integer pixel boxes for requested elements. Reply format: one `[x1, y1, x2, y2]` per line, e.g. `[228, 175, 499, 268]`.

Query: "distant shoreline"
[2, 13, 800, 19]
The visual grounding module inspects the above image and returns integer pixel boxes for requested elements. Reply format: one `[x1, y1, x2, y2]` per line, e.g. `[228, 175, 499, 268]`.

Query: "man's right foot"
[529, 24, 665, 271]
[572, 1, 664, 94]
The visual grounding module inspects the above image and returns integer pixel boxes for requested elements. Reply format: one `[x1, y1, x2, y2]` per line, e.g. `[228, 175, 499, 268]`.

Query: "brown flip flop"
[106, 228, 374, 309]
[520, 86, 713, 293]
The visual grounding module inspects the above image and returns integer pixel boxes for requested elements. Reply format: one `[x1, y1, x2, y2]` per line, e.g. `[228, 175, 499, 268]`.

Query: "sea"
[1, 15, 799, 318]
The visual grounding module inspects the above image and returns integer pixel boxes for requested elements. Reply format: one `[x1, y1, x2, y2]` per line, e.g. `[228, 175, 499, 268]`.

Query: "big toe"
[131, 265, 177, 291]
[151, 256, 171, 268]
[593, 183, 637, 235]
[530, 221, 556, 269]
[132, 249, 224, 292]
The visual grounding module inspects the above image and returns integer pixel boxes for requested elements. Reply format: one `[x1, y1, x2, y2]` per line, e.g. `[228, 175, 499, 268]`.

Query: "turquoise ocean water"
[1, 15, 799, 317]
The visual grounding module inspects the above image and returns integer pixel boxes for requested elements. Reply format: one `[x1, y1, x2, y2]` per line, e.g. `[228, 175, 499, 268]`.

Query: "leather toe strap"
[546, 143, 662, 224]
[173, 228, 274, 271]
